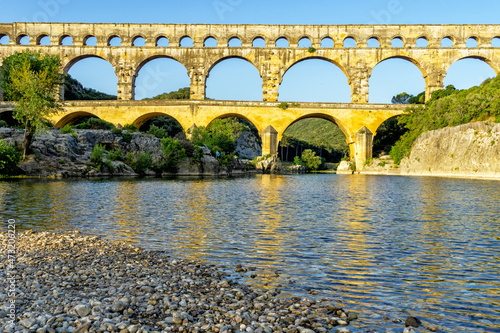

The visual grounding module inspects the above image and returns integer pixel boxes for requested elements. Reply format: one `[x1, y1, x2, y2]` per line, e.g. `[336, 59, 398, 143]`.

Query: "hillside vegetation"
[391, 75, 500, 164]
[63, 74, 117, 100]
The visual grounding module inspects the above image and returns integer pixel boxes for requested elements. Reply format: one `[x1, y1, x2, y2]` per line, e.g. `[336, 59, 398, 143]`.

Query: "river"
[1, 174, 499, 332]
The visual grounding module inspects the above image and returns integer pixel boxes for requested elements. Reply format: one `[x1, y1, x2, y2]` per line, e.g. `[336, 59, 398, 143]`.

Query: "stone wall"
[400, 122, 500, 178]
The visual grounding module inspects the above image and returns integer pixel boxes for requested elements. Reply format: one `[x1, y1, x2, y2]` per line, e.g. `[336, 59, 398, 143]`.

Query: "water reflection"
[1, 175, 499, 332]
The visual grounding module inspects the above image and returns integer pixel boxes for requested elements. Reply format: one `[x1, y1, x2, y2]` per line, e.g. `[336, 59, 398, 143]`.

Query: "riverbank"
[1, 230, 359, 333]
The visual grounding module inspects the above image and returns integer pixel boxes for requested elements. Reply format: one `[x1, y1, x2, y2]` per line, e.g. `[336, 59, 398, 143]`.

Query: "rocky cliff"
[399, 121, 500, 178]
[0, 128, 255, 177]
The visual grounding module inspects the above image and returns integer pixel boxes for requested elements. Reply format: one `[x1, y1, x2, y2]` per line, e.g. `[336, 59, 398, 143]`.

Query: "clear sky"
[1, 0, 499, 102]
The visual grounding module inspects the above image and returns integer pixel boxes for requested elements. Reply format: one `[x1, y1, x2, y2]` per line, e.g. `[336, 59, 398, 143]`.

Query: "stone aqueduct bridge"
[0, 23, 499, 168]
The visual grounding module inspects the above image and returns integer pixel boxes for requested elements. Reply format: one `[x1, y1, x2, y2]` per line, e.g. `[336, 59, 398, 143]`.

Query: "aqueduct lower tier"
[0, 23, 499, 102]
[0, 100, 406, 170]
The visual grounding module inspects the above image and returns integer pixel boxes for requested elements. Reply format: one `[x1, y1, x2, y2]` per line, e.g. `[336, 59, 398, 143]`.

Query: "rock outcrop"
[400, 121, 500, 178]
[235, 130, 262, 160]
[0, 128, 255, 177]
[255, 155, 282, 174]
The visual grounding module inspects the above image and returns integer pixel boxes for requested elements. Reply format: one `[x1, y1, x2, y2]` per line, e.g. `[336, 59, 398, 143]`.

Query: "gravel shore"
[1, 231, 358, 333]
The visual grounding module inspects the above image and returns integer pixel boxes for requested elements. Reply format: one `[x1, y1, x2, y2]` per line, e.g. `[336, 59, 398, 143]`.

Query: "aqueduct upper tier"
[1, 23, 499, 102]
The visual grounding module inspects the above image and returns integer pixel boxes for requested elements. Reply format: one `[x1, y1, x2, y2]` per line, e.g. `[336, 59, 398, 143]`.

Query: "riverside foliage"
[390, 75, 500, 164]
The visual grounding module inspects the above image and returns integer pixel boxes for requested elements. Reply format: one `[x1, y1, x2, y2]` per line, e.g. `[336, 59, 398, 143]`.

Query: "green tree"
[301, 149, 322, 171]
[190, 118, 247, 154]
[160, 137, 187, 173]
[0, 51, 63, 159]
[391, 92, 413, 104]
[0, 140, 21, 175]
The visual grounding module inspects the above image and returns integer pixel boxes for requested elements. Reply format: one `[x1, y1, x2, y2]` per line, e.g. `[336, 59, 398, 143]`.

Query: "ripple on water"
[1, 175, 499, 332]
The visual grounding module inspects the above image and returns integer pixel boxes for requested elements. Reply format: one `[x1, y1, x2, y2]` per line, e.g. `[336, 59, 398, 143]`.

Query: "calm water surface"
[1, 174, 499, 332]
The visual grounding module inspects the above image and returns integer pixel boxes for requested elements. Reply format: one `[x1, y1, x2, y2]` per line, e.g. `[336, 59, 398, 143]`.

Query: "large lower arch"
[54, 111, 100, 128]
[372, 115, 407, 156]
[205, 56, 263, 101]
[133, 56, 190, 100]
[63, 55, 118, 99]
[444, 56, 498, 90]
[132, 112, 187, 133]
[279, 57, 351, 103]
[369, 56, 426, 103]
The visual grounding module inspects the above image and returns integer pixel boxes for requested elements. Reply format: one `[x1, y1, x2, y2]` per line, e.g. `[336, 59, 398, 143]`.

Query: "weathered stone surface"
[336, 161, 353, 174]
[255, 155, 282, 174]
[235, 130, 261, 160]
[400, 122, 500, 178]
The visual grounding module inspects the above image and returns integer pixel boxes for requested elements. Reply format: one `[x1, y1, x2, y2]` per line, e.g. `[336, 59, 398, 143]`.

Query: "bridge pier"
[261, 125, 279, 156]
[424, 71, 446, 101]
[353, 127, 373, 171]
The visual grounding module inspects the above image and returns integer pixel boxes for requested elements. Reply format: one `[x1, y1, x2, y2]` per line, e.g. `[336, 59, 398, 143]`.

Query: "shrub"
[147, 124, 169, 139]
[122, 124, 138, 132]
[160, 137, 187, 173]
[111, 127, 122, 135]
[0, 120, 9, 128]
[121, 132, 133, 143]
[190, 118, 244, 155]
[108, 148, 123, 161]
[61, 124, 74, 134]
[293, 156, 303, 166]
[74, 118, 115, 130]
[0, 140, 21, 175]
[277, 102, 289, 110]
[301, 149, 322, 171]
[125, 151, 152, 176]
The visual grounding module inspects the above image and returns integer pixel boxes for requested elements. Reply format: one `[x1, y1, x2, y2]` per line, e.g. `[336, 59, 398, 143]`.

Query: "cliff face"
[400, 122, 500, 178]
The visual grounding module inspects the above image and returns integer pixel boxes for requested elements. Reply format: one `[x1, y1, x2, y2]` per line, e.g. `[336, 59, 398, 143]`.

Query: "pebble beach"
[1, 231, 360, 333]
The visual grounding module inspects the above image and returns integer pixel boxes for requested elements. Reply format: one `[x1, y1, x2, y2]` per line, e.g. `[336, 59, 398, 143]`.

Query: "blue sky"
[1, 0, 499, 102]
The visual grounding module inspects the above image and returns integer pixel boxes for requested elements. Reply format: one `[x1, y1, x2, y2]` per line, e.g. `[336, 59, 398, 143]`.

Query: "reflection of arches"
[369, 56, 426, 103]
[132, 112, 185, 131]
[54, 111, 100, 128]
[279, 57, 351, 103]
[204, 36, 218, 47]
[444, 57, 497, 89]
[252, 37, 266, 47]
[205, 57, 263, 101]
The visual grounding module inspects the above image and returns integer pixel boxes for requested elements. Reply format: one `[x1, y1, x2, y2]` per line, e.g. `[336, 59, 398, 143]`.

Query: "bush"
[0, 120, 9, 128]
[147, 124, 169, 139]
[0, 140, 21, 175]
[125, 151, 152, 176]
[293, 156, 303, 166]
[61, 124, 74, 134]
[160, 137, 187, 173]
[121, 132, 132, 143]
[111, 127, 122, 135]
[122, 124, 138, 132]
[190, 118, 245, 155]
[74, 117, 115, 130]
[301, 149, 322, 171]
[90, 144, 108, 170]
[108, 148, 123, 162]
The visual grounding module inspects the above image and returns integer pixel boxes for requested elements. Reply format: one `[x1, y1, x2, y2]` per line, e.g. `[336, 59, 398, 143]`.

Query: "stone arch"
[416, 36, 429, 47]
[16, 34, 30, 45]
[59, 35, 73, 45]
[445, 55, 499, 76]
[466, 36, 479, 47]
[367, 36, 381, 47]
[206, 55, 262, 78]
[228, 36, 242, 47]
[373, 55, 427, 79]
[54, 111, 101, 128]
[107, 35, 122, 46]
[206, 113, 263, 133]
[63, 54, 116, 74]
[275, 37, 289, 48]
[179, 36, 193, 47]
[204, 36, 218, 47]
[320, 36, 334, 48]
[36, 34, 50, 45]
[252, 37, 266, 47]
[441, 36, 454, 47]
[132, 112, 187, 132]
[280, 113, 351, 143]
[132, 36, 146, 47]
[135, 55, 188, 76]
[298, 36, 312, 48]
[156, 36, 169, 47]
[343, 36, 357, 47]
[391, 36, 405, 47]
[492, 37, 500, 47]
[280, 56, 350, 85]
[83, 35, 97, 46]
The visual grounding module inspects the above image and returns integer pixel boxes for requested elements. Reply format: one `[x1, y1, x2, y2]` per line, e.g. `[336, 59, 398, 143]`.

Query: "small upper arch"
[298, 36, 312, 48]
[343, 36, 357, 48]
[275, 37, 289, 48]
[367, 36, 381, 48]
[466, 36, 479, 48]
[83, 35, 98, 46]
[156, 36, 169, 47]
[132, 35, 146, 47]
[492, 37, 500, 47]
[320, 36, 334, 48]
[391, 36, 405, 47]
[16, 34, 30, 45]
[0, 34, 10, 45]
[252, 36, 266, 47]
[108, 35, 122, 47]
[59, 35, 73, 46]
[180, 35, 194, 47]
[228, 36, 242, 47]
[204, 36, 218, 47]
[416, 36, 429, 47]
[36, 34, 51, 45]
[441, 36, 454, 47]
